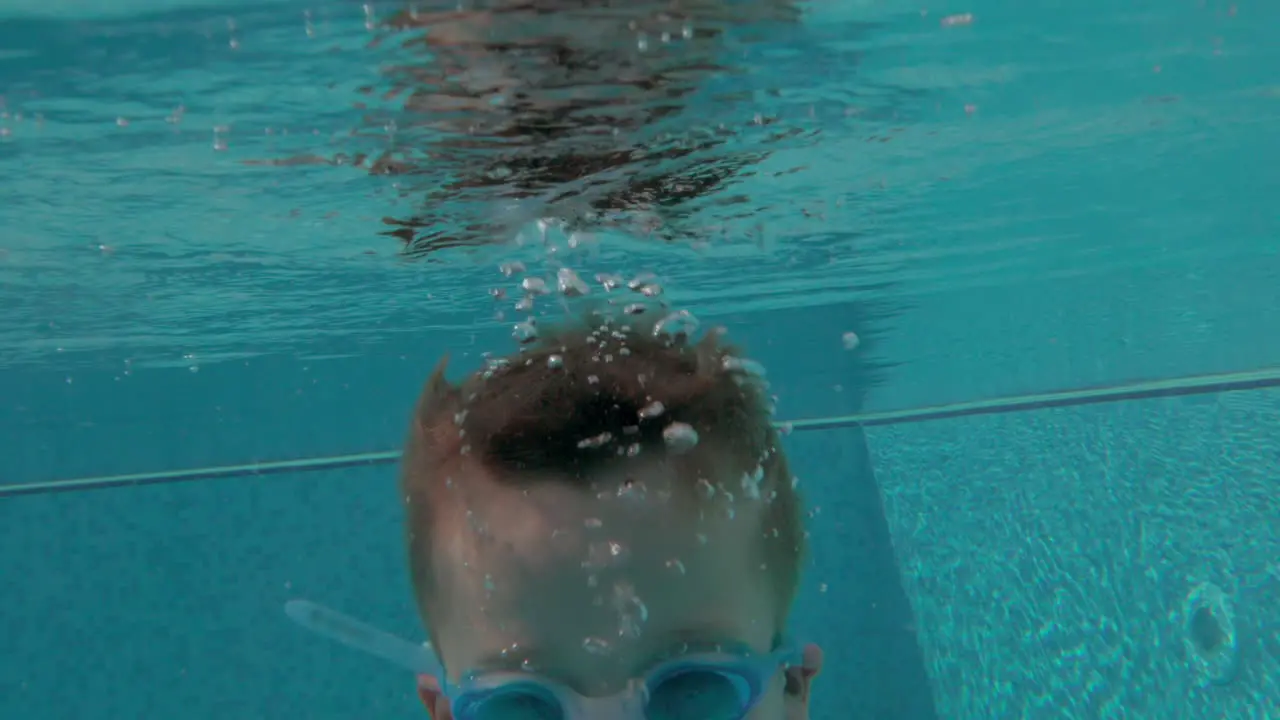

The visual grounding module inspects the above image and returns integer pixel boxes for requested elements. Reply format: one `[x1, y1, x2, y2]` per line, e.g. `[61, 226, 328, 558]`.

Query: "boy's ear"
[783, 643, 823, 713]
[416, 675, 452, 719]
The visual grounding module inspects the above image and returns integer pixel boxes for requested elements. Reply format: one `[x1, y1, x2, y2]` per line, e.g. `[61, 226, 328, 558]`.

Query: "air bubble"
[614, 582, 649, 639]
[638, 400, 666, 420]
[513, 319, 538, 344]
[617, 478, 648, 502]
[498, 643, 523, 660]
[624, 303, 647, 315]
[696, 478, 716, 499]
[741, 465, 765, 500]
[466, 510, 487, 536]
[578, 432, 613, 449]
[548, 354, 565, 370]
[842, 331, 861, 350]
[522, 277, 549, 295]
[940, 12, 974, 27]
[557, 268, 590, 297]
[666, 558, 687, 575]
[663, 422, 699, 454]
[627, 272, 656, 290]
[654, 309, 698, 338]
[722, 356, 767, 378]
[582, 637, 612, 656]
[500, 261, 526, 277]
[596, 273, 624, 290]
[583, 540, 630, 571]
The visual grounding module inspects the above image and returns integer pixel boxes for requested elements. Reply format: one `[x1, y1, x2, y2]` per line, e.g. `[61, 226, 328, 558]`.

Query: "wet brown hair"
[400, 310, 805, 632]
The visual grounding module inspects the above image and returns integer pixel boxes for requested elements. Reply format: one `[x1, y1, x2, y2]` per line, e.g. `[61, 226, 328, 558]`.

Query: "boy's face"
[416, 452, 821, 719]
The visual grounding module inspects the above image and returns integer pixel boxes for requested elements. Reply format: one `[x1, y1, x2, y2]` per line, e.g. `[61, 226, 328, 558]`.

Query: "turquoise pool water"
[1, 0, 1278, 718]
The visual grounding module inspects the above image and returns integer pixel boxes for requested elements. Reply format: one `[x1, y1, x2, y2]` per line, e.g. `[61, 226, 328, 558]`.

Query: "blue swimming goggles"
[285, 599, 802, 720]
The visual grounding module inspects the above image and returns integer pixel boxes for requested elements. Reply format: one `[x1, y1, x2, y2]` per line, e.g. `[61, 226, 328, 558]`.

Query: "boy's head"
[401, 312, 821, 718]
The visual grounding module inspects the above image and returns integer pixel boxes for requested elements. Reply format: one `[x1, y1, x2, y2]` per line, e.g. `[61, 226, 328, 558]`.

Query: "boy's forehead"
[427, 455, 775, 681]
[436, 453, 759, 569]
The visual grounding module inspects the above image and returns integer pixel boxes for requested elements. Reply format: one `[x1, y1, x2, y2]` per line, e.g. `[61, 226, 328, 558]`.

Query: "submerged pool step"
[4, 365, 1279, 499]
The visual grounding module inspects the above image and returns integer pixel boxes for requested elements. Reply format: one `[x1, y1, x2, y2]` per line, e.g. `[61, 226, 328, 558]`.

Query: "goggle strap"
[284, 599, 444, 678]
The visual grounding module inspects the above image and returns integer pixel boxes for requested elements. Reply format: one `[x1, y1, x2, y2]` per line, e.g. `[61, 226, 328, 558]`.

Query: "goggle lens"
[646, 666, 753, 720]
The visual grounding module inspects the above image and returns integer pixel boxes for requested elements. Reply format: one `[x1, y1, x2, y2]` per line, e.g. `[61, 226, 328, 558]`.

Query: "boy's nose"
[573, 695, 646, 720]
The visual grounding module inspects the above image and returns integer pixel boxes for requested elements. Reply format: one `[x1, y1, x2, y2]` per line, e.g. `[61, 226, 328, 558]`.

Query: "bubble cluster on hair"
[415, 305, 777, 485]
